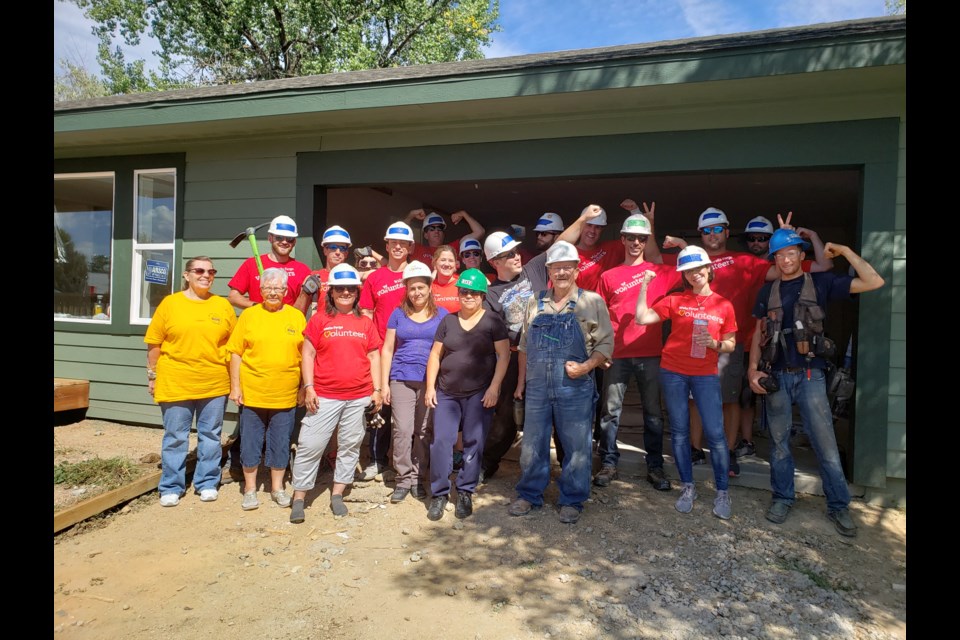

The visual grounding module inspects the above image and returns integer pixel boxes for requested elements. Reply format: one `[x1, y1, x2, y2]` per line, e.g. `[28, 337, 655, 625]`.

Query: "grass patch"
[54, 456, 142, 489]
[779, 559, 833, 591]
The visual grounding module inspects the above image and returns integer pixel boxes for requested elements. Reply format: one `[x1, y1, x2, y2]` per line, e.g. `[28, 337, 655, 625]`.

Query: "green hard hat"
[455, 268, 488, 293]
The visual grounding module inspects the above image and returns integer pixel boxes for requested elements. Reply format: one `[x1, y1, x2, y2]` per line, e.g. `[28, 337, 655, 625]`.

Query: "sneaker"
[410, 485, 427, 499]
[427, 495, 449, 521]
[390, 487, 411, 503]
[593, 466, 618, 487]
[675, 483, 697, 514]
[712, 490, 732, 520]
[330, 495, 348, 517]
[159, 493, 180, 507]
[290, 499, 305, 524]
[199, 488, 219, 502]
[827, 508, 858, 537]
[728, 451, 740, 478]
[242, 491, 259, 511]
[691, 447, 706, 465]
[733, 439, 756, 458]
[558, 505, 581, 524]
[508, 497, 537, 517]
[766, 501, 791, 524]
[452, 450, 464, 471]
[271, 490, 292, 508]
[646, 467, 672, 491]
[359, 463, 383, 482]
[455, 492, 473, 519]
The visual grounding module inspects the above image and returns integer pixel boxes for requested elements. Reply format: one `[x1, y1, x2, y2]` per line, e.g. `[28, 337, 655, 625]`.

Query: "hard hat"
[402, 260, 433, 283]
[697, 207, 729, 229]
[676, 246, 713, 272]
[321, 225, 352, 246]
[455, 268, 489, 294]
[327, 263, 362, 286]
[744, 216, 774, 235]
[268, 215, 299, 237]
[545, 240, 580, 265]
[533, 212, 564, 232]
[423, 212, 446, 229]
[586, 207, 608, 226]
[459, 237, 482, 254]
[620, 213, 652, 235]
[768, 229, 811, 255]
[384, 221, 415, 242]
[483, 232, 521, 261]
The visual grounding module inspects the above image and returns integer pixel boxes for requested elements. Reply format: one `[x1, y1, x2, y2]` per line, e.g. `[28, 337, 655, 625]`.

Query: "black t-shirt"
[434, 311, 509, 396]
[484, 252, 548, 347]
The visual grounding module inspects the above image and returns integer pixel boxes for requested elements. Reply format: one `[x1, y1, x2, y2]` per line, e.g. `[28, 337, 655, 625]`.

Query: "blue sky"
[55, 0, 889, 76]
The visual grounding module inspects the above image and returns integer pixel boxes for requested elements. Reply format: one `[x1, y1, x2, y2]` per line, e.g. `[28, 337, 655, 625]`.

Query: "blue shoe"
[675, 483, 697, 514]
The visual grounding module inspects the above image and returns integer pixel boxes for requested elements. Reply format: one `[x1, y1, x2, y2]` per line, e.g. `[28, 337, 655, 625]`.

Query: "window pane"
[136, 249, 174, 318]
[136, 172, 175, 244]
[54, 174, 114, 321]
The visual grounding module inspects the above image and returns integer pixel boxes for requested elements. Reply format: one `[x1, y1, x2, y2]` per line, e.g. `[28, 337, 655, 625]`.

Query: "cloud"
[774, 0, 886, 27]
[676, 0, 752, 37]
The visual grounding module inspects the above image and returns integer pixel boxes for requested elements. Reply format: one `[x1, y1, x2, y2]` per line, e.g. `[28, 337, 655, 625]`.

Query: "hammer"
[229, 222, 269, 275]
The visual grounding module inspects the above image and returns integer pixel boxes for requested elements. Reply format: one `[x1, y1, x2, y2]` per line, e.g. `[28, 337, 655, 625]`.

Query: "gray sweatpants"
[291, 396, 368, 490]
[389, 380, 432, 489]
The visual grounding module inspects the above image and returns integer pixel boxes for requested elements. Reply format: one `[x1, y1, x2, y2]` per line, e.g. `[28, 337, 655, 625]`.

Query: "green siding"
[889, 340, 906, 368]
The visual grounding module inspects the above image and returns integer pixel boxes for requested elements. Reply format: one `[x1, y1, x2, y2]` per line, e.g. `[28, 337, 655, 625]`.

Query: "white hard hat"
[327, 263, 362, 286]
[620, 213, 652, 235]
[459, 237, 482, 253]
[676, 246, 713, 272]
[402, 260, 433, 283]
[587, 207, 608, 226]
[384, 221, 415, 242]
[483, 232, 521, 261]
[321, 225, 351, 246]
[545, 240, 580, 265]
[533, 212, 564, 232]
[697, 207, 729, 229]
[268, 215, 298, 237]
[744, 216, 774, 235]
[423, 212, 446, 229]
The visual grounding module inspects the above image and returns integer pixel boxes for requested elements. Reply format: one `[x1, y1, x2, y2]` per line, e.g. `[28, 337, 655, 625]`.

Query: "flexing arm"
[404, 208, 426, 224]
[797, 227, 834, 273]
[634, 270, 664, 325]
[451, 210, 485, 240]
[558, 204, 604, 245]
[824, 243, 885, 294]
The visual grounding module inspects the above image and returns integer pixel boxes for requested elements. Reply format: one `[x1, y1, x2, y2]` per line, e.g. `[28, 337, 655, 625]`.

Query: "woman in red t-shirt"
[635, 246, 737, 521]
[431, 245, 461, 313]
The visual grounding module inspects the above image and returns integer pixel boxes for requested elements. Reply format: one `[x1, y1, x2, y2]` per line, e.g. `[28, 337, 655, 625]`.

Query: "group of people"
[144, 200, 883, 537]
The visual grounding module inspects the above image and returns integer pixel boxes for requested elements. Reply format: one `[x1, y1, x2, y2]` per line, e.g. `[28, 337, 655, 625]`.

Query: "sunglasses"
[273, 236, 296, 243]
[745, 235, 770, 243]
[332, 285, 358, 293]
[621, 234, 649, 243]
[325, 244, 349, 252]
[187, 268, 217, 276]
[358, 260, 378, 269]
[424, 225, 444, 233]
[458, 288, 483, 297]
[700, 226, 727, 235]
[492, 250, 518, 260]
[460, 250, 482, 259]
[537, 231, 558, 237]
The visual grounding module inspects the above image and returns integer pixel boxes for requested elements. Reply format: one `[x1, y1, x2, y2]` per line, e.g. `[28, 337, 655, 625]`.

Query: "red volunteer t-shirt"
[303, 311, 382, 400]
[652, 290, 737, 377]
[597, 262, 681, 358]
[576, 240, 626, 292]
[359, 266, 407, 340]
[432, 276, 461, 313]
[228, 256, 311, 306]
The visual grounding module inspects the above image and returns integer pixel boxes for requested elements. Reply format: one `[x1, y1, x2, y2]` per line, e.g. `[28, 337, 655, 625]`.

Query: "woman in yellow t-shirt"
[145, 257, 237, 507]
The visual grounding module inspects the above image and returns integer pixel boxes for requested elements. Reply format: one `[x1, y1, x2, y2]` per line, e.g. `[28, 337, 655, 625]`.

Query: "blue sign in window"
[145, 260, 169, 285]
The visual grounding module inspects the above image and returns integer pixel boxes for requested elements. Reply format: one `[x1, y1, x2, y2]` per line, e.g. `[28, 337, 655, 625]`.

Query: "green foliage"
[885, 0, 906, 15]
[54, 228, 89, 294]
[54, 60, 110, 102]
[64, 0, 500, 96]
[54, 456, 141, 487]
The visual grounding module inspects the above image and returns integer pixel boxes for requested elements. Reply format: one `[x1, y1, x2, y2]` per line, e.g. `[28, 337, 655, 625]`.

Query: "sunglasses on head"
[325, 244, 349, 252]
[700, 225, 727, 235]
[745, 235, 770, 243]
[332, 285, 358, 293]
[493, 249, 518, 260]
[187, 268, 217, 276]
[622, 233, 649, 243]
[424, 225, 443, 233]
[272, 235, 296, 243]
[460, 250, 482, 259]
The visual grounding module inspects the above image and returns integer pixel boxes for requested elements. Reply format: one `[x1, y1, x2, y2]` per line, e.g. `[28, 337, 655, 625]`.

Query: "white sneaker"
[199, 488, 219, 502]
[159, 493, 180, 507]
[241, 491, 260, 511]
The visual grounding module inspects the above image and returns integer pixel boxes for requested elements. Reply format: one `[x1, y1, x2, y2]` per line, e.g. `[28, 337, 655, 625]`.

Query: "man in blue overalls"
[510, 241, 614, 524]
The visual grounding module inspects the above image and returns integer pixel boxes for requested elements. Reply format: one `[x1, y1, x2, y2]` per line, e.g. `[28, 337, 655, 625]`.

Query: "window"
[131, 170, 177, 324]
[54, 173, 115, 322]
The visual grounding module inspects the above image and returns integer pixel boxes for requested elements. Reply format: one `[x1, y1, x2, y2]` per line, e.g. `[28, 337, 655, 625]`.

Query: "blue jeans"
[765, 368, 850, 512]
[159, 396, 226, 496]
[599, 356, 665, 470]
[240, 406, 295, 470]
[659, 369, 728, 490]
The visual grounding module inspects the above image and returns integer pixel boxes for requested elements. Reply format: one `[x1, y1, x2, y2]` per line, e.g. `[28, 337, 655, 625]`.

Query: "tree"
[67, 0, 500, 93]
[54, 228, 89, 294]
[54, 60, 110, 102]
[885, 0, 906, 14]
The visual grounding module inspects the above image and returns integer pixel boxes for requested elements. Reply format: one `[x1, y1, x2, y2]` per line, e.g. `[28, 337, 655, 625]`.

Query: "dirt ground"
[53, 419, 906, 639]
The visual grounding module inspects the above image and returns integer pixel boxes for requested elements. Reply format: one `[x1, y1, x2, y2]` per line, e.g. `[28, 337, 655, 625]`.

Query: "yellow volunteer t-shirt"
[144, 292, 237, 403]
[226, 304, 306, 408]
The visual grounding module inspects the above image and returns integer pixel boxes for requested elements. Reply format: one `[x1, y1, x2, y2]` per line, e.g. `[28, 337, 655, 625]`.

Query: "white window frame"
[130, 168, 177, 325]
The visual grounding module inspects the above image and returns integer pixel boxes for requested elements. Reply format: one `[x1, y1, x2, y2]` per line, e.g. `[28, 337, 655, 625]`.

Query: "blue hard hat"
[768, 229, 810, 255]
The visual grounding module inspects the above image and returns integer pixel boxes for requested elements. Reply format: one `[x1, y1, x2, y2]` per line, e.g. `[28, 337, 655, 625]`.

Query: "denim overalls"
[515, 289, 598, 511]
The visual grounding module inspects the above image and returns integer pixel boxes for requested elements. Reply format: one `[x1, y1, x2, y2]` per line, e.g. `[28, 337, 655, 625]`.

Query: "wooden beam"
[54, 378, 90, 412]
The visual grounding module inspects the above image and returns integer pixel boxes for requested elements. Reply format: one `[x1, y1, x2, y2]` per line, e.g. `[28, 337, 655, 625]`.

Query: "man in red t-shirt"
[296, 225, 352, 319]
[227, 215, 311, 314]
[402, 209, 485, 267]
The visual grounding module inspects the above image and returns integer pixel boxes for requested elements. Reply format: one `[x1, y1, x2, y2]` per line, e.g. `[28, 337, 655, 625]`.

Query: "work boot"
[593, 466, 618, 487]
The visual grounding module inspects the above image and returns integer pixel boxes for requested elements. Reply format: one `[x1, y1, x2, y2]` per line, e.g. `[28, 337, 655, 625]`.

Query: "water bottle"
[513, 398, 525, 429]
[690, 319, 708, 358]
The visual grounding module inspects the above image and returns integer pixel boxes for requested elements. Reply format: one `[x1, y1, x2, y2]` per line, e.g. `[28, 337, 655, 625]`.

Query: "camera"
[301, 274, 320, 296]
[758, 373, 780, 393]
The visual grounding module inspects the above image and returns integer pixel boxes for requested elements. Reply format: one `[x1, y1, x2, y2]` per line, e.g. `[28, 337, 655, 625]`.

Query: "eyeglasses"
[548, 265, 577, 273]
[272, 235, 296, 244]
[492, 250, 518, 261]
[187, 268, 217, 276]
[358, 260, 378, 269]
[458, 288, 482, 297]
[325, 244, 349, 252]
[332, 285, 358, 293]
[261, 286, 287, 293]
[537, 231, 558, 237]
[460, 250, 482, 259]
[700, 226, 727, 235]
[621, 234, 649, 243]
[745, 235, 770, 243]
[424, 225, 443, 233]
